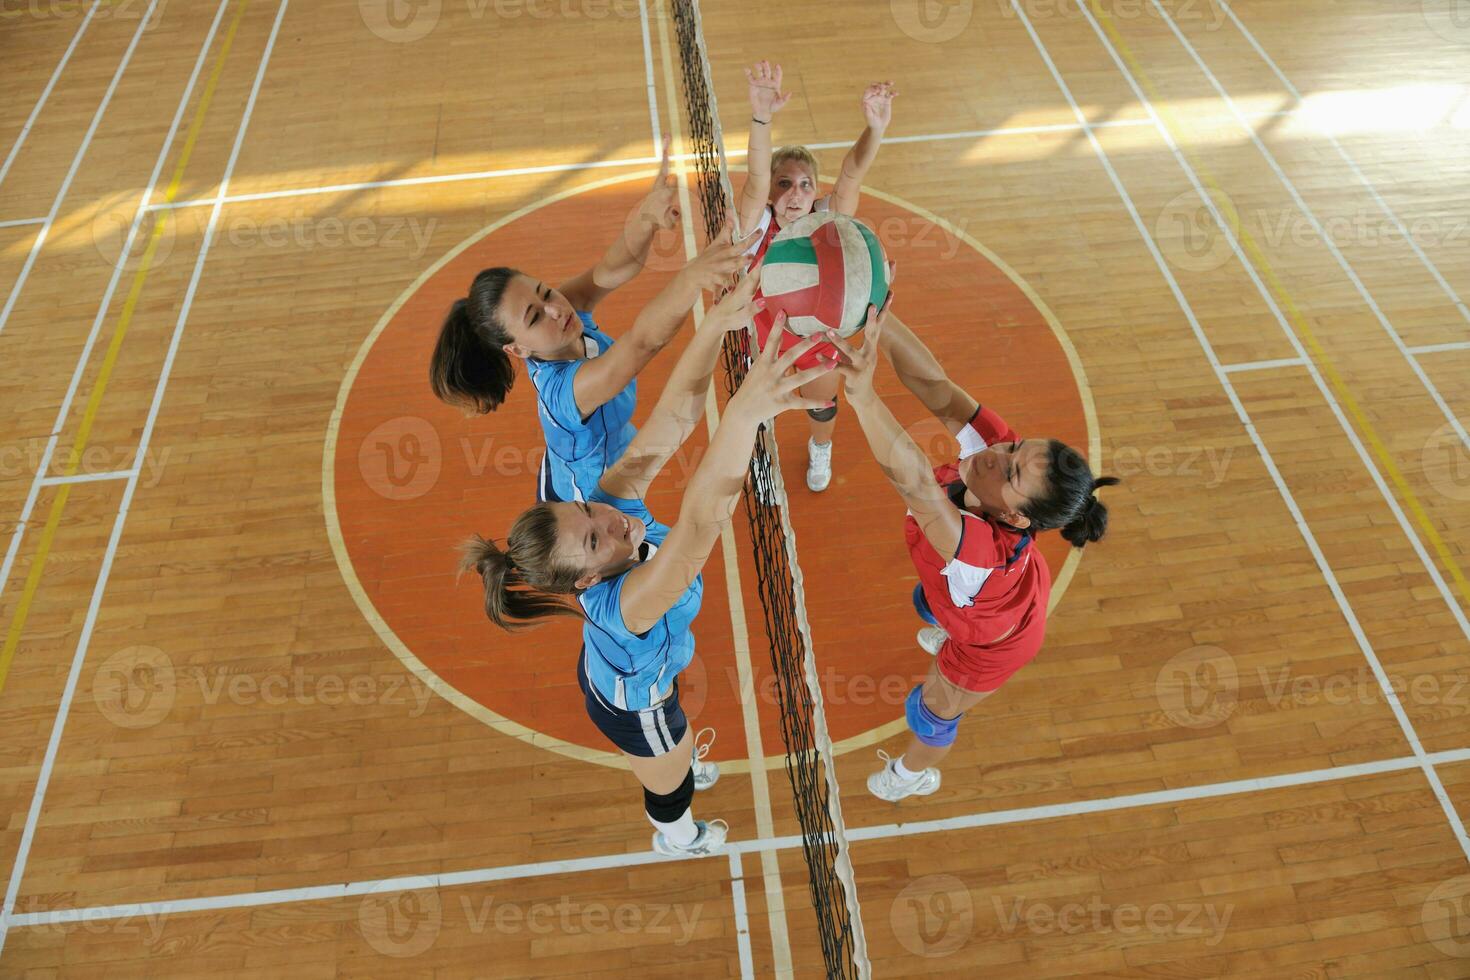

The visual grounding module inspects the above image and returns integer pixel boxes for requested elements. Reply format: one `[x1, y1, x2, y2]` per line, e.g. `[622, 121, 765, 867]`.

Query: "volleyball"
[759, 212, 889, 339]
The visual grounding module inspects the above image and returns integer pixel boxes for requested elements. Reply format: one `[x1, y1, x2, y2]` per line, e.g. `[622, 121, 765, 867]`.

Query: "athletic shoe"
[866, 750, 941, 802]
[917, 626, 948, 656]
[652, 819, 730, 857]
[692, 727, 719, 790]
[806, 439, 833, 492]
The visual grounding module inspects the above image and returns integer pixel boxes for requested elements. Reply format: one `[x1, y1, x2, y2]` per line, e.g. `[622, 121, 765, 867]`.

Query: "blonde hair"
[770, 145, 819, 183]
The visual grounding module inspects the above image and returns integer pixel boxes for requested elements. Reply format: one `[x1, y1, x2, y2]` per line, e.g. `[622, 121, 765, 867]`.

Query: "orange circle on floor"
[327, 173, 1092, 767]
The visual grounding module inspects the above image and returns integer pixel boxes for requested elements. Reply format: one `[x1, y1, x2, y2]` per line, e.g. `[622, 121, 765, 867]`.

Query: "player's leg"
[867, 663, 992, 802]
[803, 369, 842, 491]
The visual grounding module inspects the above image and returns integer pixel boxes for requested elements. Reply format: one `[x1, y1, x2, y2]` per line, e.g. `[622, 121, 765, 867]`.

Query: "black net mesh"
[669, 3, 865, 977]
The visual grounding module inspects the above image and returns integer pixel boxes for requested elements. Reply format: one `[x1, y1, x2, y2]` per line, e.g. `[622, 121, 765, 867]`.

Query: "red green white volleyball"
[761, 212, 889, 338]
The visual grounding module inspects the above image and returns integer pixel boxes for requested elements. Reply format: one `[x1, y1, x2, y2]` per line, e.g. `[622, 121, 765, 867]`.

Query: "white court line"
[0, 1, 101, 189]
[1151, 0, 1470, 460]
[0, 2, 161, 339]
[1070, 0, 1470, 648]
[0, 218, 47, 231]
[37, 469, 138, 487]
[13, 747, 1470, 929]
[149, 114, 1310, 213]
[648, 2, 793, 974]
[1220, 356, 1304, 373]
[0, 0, 234, 616]
[1017, 0, 1470, 860]
[1219, 0, 1470, 325]
[635, 0, 661, 157]
[729, 852, 756, 980]
[1410, 341, 1470, 356]
[0, 0, 290, 958]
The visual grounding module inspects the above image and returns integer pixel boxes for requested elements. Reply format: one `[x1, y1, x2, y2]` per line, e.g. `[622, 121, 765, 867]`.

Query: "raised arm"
[829, 304, 963, 558]
[597, 267, 765, 502]
[830, 82, 896, 216]
[570, 225, 754, 420]
[736, 61, 791, 239]
[618, 325, 834, 634]
[557, 137, 681, 312]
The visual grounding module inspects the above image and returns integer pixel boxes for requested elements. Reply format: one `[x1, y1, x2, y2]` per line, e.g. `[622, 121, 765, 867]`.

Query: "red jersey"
[904, 405, 1051, 692]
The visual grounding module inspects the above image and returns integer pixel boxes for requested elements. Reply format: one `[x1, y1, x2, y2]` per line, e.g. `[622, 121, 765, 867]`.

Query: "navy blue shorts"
[913, 584, 939, 627]
[577, 648, 688, 758]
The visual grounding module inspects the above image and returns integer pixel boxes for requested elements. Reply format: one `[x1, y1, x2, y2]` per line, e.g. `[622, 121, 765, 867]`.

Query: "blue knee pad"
[905, 686, 961, 747]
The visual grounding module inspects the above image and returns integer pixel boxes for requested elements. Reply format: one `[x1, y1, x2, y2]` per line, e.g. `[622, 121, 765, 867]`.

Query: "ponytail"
[459, 504, 585, 631]
[429, 267, 519, 415]
[1022, 441, 1120, 549]
[1059, 475, 1121, 548]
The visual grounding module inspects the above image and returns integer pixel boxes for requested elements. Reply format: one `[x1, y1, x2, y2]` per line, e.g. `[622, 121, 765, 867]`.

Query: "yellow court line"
[1088, 0, 1470, 610]
[0, 0, 251, 695]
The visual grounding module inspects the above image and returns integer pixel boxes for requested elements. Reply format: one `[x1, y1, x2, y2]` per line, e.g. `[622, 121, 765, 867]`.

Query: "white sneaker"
[806, 439, 833, 492]
[866, 750, 941, 802]
[652, 819, 730, 856]
[917, 626, 948, 656]
[692, 727, 719, 790]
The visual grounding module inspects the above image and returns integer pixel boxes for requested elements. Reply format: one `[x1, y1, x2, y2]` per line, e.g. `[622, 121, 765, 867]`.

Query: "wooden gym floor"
[2, 0, 1470, 976]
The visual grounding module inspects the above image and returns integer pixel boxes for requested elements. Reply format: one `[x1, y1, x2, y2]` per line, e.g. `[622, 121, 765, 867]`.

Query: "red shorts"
[935, 605, 1047, 693]
[752, 305, 839, 372]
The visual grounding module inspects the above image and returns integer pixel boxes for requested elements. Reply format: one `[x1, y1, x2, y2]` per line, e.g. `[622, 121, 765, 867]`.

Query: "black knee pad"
[806, 401, 838, 423]
[643, 768, 695, 823]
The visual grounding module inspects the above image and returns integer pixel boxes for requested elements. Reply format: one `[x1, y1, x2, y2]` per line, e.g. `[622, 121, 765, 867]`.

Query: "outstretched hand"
[728, 314, 837, 420]
[639, 135, 681, 230]
[681, 222, 761, 294]
[746, 60, 792, 119]
[703, 260, 764, 334]
[824, 292, 894, 397]
[861, 81, 897, 131]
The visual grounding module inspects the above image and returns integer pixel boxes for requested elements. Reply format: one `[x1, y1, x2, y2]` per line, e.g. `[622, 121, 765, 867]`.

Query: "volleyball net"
[669, 2, 869, 976]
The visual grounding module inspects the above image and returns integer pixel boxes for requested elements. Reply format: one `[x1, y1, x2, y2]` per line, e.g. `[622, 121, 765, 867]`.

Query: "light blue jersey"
[526, 312, 637, 502]
[578, 488, 703, 711]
